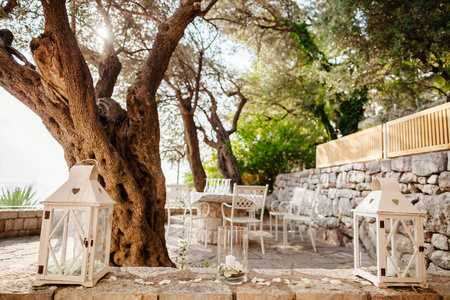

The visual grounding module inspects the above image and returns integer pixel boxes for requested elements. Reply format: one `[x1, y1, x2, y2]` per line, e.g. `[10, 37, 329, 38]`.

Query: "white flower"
[301, 278, 311, 287]
[159, 280, 171, 285]
[272, 278, 281, 283]
[330, 279, 342, 285]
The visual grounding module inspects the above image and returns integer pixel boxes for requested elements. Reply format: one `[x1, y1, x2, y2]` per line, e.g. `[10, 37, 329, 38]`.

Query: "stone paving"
[1, 224, 449, 299]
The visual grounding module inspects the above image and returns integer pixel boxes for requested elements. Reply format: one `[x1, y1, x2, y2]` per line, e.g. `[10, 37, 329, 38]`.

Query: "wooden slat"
[316, 103, 450, 167]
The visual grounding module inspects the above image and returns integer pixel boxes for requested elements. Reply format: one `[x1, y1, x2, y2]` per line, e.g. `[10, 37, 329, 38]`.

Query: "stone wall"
[272, 150, 450, 271]
[0, 209, 42, 239]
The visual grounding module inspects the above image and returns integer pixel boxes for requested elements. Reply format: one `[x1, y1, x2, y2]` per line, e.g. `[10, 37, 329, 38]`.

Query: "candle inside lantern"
[226, 254, 236, 269]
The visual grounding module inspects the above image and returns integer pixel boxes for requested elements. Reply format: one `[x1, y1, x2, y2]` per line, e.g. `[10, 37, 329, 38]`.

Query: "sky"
[0, 88, 183, 203]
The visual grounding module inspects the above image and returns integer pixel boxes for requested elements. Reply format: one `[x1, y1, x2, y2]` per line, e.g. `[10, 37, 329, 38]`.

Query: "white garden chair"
[221, 184, 269, 254]
[204, 178, 232, 194]
[165, 184, 210, 248]
[269, 187, 306, 241]
[282, 185, 321, 252]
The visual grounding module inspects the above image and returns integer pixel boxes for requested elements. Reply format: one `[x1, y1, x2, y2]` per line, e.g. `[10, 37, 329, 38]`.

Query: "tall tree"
[0, 0, 218, 266]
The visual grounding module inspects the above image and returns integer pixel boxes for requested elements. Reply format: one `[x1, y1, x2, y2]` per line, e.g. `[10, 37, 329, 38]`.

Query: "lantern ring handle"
[76, 159, 99, 166]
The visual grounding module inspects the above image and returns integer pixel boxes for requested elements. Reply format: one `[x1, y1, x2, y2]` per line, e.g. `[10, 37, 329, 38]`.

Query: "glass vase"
[217, 226, 248, 285]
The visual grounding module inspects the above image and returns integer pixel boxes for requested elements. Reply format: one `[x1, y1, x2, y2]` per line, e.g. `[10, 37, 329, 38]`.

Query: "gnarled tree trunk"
[0, 0, 217, 266]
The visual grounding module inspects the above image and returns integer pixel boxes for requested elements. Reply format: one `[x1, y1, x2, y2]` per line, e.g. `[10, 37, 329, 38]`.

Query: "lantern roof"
[353, 178, 421, 215]
[42, 165, 115, 205]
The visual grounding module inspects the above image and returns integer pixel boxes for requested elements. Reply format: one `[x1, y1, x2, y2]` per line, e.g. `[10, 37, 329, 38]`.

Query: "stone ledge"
[1, 267, 449, 300]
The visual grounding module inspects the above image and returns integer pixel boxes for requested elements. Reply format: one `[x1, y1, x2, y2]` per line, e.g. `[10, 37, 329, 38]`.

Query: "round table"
[193, 194, 233, 245]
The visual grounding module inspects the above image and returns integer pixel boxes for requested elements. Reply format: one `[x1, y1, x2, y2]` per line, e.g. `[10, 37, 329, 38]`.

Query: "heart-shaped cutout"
[369, 198, 374, 204]
[72, 188, 80, 195]
[392, 199, 399, 205]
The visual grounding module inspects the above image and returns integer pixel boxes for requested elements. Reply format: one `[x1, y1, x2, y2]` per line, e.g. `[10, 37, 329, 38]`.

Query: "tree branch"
[94, 0, 122, 99]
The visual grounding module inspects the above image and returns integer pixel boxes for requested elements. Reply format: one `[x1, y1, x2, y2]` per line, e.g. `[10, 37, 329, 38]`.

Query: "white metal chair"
[204, 178, 232, 194]
[165, 184, 210, 248]
[282, 185, 321, 252]
[221, 184, 269, 254]
[269, 187, 306, 241]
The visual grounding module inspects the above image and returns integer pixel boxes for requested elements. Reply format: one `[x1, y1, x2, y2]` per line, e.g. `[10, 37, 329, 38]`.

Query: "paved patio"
[0, 224, 357, 270]
[0, 224, 449, 299]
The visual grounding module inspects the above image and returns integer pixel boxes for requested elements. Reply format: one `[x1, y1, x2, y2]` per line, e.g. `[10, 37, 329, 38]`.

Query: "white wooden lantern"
[33, 163, 115, 287]
[352, 178, 427, 288]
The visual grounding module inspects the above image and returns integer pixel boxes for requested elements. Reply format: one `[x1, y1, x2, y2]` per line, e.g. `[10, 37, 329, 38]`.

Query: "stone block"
[0, 210, 19, 219]
[412, 152, 447, 176]
[399, 172, 417, 183]
[36, 210, 43, 217]
[428, 174, 439, 185]
[399, 183, 409, 194]
[353, 163, 366, 171]
[337, 189, 360, 198]
[332, 166, 340, 173]
[0, 219, 5, 232]
[326, 229, 342, 245]
[431, 233, 449, 250]
[341, 216, 353, 228]
[30, 228, 41, 235]
[18, 210, 37, 218]
[338, 198, 352, 217]
[317, 196, 333, 217]
[408, 183, 420, 193]
[332, 199, 339, 217]
[405, 193, 421, 205]
[391, 156, 412, 172]
[235, 278, 294, 300]
[366, 160, 381, 174]
[327, 188, 338, 199]
[4, 219, 14, 231]
[13, 218, 24, 231]
[0, 230, 19, 238]
[418, 177, 427, 184]
[416, 184, 439, 195]
[328, 172, 337, 184]
[431, 250, 450, 270]
[348, 171, 365, 183]
[355, 183, 371, 191]
[320, 173, 329, 185]
[336, 172, 347, 189]
[321, 167, 332, 173]
[448, 150, 450, 170]
[310, 175, 320, 184]
[339, 164, 353, 172]
[363, 172, 371, 184]
[23, 218, 38, 230]
[415, 193, 450, 236]
[439, 171, 450, 192]
[19, 229, 30, 236]
[385, 171, 401, 180]
[380, 159, 392, 172]
[342, 183, 356, 189]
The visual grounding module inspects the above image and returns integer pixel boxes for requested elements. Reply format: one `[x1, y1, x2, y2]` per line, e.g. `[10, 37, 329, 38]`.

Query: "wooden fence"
[386, 102, 450, 158]
[316, 102, 450, 168]
[316, 125, 383, 168]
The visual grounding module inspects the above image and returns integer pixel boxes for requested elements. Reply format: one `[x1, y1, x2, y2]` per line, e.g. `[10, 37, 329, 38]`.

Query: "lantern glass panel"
[384, 217, 418, 278]
[356, 215, 377, 275]
[92, 208, 111, 274]
[46, 208, 89, 277]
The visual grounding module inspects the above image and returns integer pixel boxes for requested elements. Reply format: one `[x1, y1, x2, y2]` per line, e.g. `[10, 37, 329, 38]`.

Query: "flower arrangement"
[218, 261, 246, 279]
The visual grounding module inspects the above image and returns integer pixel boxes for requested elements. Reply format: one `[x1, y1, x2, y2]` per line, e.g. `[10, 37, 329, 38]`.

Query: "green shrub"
[0, 184, 38, 209]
